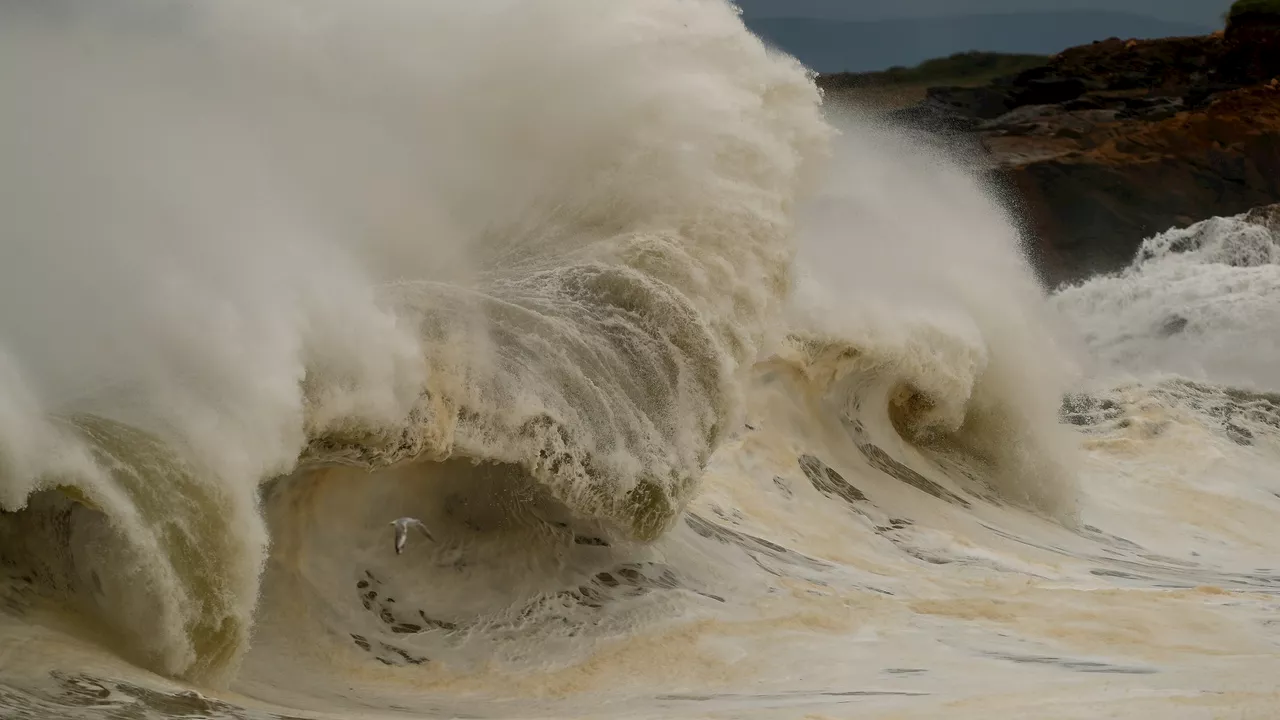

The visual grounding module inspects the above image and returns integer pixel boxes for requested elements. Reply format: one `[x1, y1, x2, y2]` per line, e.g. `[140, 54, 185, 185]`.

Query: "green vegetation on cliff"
[1228, 0, 1280, 20]
[823, 51, 1049, 89]
[817, 51, 1049, 109]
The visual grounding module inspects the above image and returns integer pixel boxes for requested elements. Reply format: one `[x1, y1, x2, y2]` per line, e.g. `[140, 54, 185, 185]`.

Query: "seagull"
[390, 517, 434, 555]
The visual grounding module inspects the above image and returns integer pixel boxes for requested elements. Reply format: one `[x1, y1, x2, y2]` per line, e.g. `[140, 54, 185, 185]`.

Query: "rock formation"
[856, 15, 1280, 287]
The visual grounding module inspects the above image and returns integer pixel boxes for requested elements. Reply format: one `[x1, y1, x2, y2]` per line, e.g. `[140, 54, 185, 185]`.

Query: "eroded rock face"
[1003, 84, 1280, 285]
[1223, 11, 1280, 82]
[846, 24, 1280, 287]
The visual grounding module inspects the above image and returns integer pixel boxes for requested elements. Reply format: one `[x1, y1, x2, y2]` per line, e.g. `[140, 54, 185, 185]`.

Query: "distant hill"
[742, 11, 1213, 73]
[815, 51, 1051, 109]
[821, 51, 1050, 88]
[732, 0, 1226, 27]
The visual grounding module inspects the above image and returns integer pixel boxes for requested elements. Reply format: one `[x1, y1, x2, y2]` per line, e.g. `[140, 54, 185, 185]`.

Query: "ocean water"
[2, 2, 1278, 719]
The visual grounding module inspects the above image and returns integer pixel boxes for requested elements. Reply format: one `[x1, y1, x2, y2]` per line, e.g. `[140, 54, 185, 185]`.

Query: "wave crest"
[1054, 204, 1280, 390]
[0, 0, 827, 683]
[779, 115, 1079, 523]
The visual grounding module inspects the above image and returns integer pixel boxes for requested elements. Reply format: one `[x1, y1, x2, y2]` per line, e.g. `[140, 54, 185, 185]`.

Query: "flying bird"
[390, 517, 434, 555]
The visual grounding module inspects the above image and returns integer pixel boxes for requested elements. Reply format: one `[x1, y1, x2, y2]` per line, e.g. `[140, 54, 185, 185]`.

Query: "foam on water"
[2, 2, 1279, 719]
[0, 0, 827, 685]
[1053, 205, 1280, 390]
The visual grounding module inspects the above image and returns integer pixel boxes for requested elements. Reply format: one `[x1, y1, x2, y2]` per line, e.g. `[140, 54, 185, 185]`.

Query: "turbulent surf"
[2, 2, 1278, 719]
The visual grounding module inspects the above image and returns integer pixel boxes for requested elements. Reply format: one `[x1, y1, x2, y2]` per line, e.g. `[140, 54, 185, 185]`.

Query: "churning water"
[1, 2, 1277, 718]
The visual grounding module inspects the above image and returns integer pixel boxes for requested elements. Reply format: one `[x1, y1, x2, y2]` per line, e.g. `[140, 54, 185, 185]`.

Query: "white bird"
[390, 517, 434, 555]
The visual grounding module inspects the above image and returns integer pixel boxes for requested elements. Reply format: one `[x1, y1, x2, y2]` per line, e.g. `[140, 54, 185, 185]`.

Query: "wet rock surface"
[830, 20, 1280, 286]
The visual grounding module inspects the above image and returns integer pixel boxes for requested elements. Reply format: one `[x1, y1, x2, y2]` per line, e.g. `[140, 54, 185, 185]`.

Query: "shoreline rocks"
[828, 16, 1280, 287]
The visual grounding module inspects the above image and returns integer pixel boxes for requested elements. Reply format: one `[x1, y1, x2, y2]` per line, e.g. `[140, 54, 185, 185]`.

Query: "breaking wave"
[1053, 204, 1280, 390]
[0, 0, 829, 683]
[0, 1, 1099, 714]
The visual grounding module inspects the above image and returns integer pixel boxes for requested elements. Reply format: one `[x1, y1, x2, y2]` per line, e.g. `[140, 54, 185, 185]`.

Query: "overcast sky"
[736, 0, 1227, 27]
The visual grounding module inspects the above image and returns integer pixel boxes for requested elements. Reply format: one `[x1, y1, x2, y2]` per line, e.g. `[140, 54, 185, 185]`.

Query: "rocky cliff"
[865, 14, 1280, 287]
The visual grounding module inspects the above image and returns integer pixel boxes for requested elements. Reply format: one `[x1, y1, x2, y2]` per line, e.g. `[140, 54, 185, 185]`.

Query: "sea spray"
[5, 5, 1276, 719]
[0, 0, 827, 682]
[782, 114, 1079, 523]
[1054, 206, 1280, 391]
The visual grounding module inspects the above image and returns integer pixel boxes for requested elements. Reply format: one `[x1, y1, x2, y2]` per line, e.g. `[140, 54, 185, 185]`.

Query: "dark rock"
[925, 85, 1015, 120]
[887, 101, 983, 138]
[1013, 77, 1092, 106]
[1062, 94, 1122, 111]
[1012, 65, 1055, 84]
[1183, 84, 1235, 108]
[980, 104, 1116, 140]
[1223, 12, 1280, 83]
[1111, 70, 1154, 90]
[817, 21, 1280, 285]
[999, 84, 1280, 285]
[988, 72, 1024, 89]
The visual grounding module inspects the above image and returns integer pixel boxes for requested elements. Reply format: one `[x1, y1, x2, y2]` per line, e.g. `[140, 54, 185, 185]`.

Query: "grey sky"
[736, 0, 1229, 27]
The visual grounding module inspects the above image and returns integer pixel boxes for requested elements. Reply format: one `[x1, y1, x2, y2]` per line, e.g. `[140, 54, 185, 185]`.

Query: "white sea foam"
[1054, 207, 1280, 390]
[0, 0, 828, 682]
[1, 2, 1277, 719]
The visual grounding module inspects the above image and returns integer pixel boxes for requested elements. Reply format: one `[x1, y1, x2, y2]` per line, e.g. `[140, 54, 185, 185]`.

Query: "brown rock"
[884, 26, 1280, 286]
[1222, 11, 1280, 82]
[926, 85, 1015, 120]
[997, 85, 1280, 285]
[815, 24, 1280, 286]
